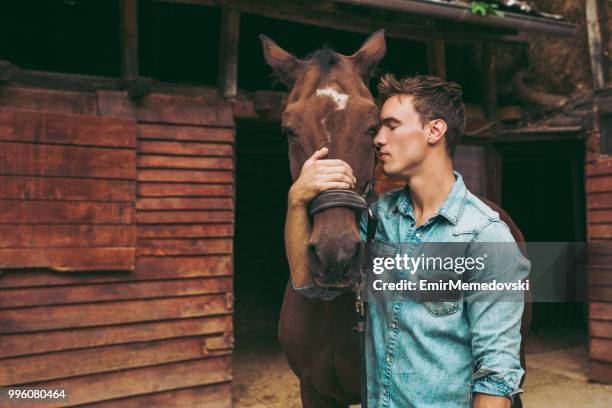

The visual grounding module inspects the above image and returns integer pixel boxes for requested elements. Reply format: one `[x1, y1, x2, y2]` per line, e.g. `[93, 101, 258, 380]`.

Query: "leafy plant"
[470, 1, 505, 17]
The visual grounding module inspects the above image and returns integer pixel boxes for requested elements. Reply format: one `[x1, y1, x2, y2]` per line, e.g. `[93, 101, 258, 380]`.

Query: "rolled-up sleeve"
[465, 220, 530, 400]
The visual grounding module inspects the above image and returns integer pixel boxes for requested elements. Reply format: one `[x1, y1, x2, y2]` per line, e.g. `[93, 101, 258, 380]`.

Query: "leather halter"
[308, 180, 374, 217]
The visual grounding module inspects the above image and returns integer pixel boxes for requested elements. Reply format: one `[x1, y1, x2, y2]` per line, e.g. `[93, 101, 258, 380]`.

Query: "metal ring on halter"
[308, 189, 368, 216]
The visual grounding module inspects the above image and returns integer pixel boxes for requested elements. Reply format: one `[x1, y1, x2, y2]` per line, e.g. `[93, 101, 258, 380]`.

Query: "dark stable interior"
[0, 0, 586, 349]
[501, 139, 587, 335]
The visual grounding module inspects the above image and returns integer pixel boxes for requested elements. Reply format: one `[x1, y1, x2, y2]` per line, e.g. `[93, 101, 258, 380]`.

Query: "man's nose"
[373, 129, 386, 148]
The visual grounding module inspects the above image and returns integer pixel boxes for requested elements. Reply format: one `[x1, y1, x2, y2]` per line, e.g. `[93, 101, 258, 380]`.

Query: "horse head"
[260, 31, 386, 288]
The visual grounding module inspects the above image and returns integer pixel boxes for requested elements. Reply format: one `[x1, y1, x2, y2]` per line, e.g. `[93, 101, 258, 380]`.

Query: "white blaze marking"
[321, 117, 331, 143]
[316, 88, 349, 110]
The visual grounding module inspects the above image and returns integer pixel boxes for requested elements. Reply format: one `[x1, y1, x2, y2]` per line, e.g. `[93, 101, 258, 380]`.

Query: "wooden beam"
[484, 145, 502, 204]
[120, 0, 151, 98]
[427, 38, 446, 79]
[481, 42, 497, 121]
[174, 0, 525, 44]
[120, 0, 139, 79]
[218, 6, 240, 100]
[586, 0, 607, 90]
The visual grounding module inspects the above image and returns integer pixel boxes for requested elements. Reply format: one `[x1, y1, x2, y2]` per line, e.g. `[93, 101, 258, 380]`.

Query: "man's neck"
[406, 159, 456, 227]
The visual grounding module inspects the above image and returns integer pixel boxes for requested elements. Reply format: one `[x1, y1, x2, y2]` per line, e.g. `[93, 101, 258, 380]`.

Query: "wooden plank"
[136, 211, 233, 224]
[218, 6, 241, 100]
[137, 183, 233, 197]
[0, 294, 230, 334]
[590, 360, 612, 383]
[138, 155, 233, 170]
[0, 255, 232, 288]
[0, 201, 134, 224]
[481, 41, 497, 121]
[0, 142, 136, 179]
[137, 224, 233, 239]
[120, 0, 139, 79]
[585, 0, 607, 90]
[587, 160, 612, 177]
[0, 225, 135, 248]
[590, 302, 612, 321]
[82, 383, 231, 408]
[97, 92, 234, 127]
[138, 169, 233, 183]
[0, 277, 232, 308]
[0, 248, 135, 271]
[138, 124, 234, 143]
[591, 320, 612, 339]
[1, 357, 231, 407]
[586, 176, 612, 193]
[0, 336, 231, 385]
[588, 267, 612, 286]
[588, 209, 612, 223]
[138, 140, 233, 156]
[0, 175, 134, 201]
[0, 315, 231, 359]
[137, 197, 233, 210]
[588, 193, 612, 209]
[589, 286, 612, 302]
[591, 338, 612, 363]
[588, 224, 612, 239]
[137, 238, 232, 256]
[0, 108, 136, 148]
[0, 86, 98, 115]
[427, 38, 445, 79]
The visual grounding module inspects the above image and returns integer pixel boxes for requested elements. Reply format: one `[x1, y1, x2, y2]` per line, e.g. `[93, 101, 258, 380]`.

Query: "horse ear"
[350, 30, 386, 81]
[259, 34, 303, 87]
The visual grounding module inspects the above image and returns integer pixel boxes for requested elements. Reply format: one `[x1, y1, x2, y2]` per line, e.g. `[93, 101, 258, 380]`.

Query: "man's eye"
[281, 126, 296, 138]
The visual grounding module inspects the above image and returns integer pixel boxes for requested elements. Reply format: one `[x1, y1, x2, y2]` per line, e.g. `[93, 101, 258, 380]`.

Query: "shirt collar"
[394, 171, 467, 226]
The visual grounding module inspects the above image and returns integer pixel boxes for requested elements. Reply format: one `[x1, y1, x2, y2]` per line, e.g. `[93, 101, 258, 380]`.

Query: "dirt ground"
[232, 330, 612, 408]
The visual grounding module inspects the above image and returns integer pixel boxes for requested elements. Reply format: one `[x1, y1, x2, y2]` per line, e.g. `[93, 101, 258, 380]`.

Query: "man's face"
[374, 95, 430, 177]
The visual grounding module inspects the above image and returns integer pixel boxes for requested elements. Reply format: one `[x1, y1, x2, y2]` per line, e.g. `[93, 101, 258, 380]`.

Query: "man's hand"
[288, 147, 356, 208]
[473, 393, 511, 408]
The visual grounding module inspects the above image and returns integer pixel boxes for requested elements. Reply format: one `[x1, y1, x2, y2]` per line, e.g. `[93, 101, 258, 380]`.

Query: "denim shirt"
[294, 172, 530, 407]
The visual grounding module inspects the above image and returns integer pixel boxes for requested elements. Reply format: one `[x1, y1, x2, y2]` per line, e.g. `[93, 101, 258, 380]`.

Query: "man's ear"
[427, 119, 448, 145]
[349, 30, 386, 81]
[259, 34, 303, 87]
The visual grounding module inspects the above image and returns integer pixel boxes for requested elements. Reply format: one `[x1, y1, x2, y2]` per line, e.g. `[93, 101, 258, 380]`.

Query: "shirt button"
[390, 322, 397, 329]
[415, 232, 422, 238]
[386, 356, 392, 363]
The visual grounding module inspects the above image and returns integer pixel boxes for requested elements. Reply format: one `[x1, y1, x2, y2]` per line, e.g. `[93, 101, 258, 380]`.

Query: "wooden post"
[484, 144, 502, 205]
[481, 42, 497, 121]
[120, 0, 150, 98]
[586, 0, 607, 91]
[218, 6, 241, 100]
[427, 38, 446, 80]
[120, 0, 139, 79]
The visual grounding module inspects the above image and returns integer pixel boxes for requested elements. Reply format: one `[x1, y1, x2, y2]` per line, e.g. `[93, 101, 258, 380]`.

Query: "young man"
[286, 74, 529, 407]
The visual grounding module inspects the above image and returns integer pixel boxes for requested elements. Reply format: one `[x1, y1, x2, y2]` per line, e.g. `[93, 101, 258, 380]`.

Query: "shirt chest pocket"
[416, 268, 462, 317]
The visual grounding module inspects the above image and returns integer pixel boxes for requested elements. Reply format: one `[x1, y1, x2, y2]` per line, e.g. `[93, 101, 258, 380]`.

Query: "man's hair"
[378, 74, 466, 157]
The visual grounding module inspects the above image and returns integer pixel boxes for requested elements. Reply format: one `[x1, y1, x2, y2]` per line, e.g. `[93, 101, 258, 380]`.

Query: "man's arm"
[285, 147, 355, 298]
[466, 220, 530, 408]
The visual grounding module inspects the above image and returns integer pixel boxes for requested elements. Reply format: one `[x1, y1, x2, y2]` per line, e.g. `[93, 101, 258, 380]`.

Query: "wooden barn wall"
[0, 86, 235, 407]
[586, 129, 612, 384]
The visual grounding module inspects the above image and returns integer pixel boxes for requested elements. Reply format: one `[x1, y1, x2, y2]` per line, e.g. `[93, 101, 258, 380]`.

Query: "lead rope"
[356, 197, 378, 408]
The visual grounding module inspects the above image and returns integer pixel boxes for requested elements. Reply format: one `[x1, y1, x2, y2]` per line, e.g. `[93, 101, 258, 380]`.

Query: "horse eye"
[366, 125, 379, 137]
[281, 126, 296, 138]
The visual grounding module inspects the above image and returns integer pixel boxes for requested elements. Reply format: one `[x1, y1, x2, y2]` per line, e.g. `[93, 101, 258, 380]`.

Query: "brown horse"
[260, 31, 531, 408]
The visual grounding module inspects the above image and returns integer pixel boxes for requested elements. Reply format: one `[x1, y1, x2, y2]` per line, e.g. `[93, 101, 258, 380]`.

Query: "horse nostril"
[308, 242, 321, 264]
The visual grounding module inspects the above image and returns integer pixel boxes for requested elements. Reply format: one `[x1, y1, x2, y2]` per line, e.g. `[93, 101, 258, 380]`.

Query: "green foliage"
[470, 1, 505, 17]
